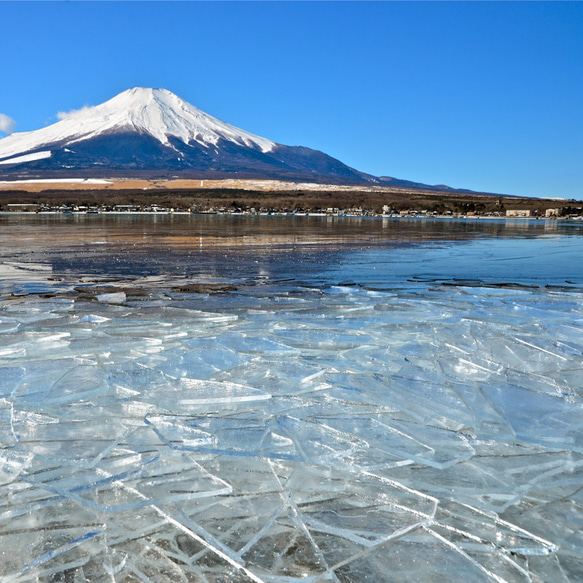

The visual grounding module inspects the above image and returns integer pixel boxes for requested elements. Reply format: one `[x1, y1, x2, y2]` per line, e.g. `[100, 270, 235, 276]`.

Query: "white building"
[506, 209, 535, 218]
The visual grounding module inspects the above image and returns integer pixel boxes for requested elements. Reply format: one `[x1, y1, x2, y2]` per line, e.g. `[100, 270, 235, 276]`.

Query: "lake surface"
[1, 214, 582, 581]
[2, 213, 583, 291]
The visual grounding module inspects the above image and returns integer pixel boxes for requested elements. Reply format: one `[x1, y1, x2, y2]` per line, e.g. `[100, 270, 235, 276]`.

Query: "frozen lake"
[1, 214, 582, 581]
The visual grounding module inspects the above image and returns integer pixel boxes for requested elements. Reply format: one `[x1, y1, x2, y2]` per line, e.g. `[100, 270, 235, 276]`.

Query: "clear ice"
[1, 218, 583, 581]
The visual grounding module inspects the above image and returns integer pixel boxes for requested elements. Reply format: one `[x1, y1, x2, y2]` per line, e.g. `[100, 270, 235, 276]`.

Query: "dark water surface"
[1, 214, 582, 294]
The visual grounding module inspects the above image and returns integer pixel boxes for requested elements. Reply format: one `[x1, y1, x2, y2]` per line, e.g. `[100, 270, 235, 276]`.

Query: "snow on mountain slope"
[0, 88, 275, 162]
[0, 87, 386, 185]
[0, 150, 52, 165]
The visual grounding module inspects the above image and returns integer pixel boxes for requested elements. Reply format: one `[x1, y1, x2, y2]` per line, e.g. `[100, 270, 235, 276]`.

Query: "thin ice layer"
[0, 283, 581, 581]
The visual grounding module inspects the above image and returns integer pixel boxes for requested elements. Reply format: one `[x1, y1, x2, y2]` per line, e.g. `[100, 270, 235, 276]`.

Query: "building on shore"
[545, 208, 561, 217]
[5, 203, 39, 212]
[506, 209, 535, 218]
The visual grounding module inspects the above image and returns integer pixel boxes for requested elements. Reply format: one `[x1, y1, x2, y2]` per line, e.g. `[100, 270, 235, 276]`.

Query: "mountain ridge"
[0, 87, 474, 191]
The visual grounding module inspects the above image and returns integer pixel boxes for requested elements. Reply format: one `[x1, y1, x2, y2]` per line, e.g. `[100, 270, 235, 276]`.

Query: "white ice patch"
[96, 291, 126, 304]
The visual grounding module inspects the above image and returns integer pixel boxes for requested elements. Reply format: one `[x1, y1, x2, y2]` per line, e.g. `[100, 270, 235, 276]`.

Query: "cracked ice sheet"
[0, 284, 582, 581]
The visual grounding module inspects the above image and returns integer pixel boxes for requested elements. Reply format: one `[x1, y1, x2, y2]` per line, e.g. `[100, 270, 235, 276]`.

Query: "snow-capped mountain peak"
[0, 87, 275, 161]
[96, 87, 276, 152]
[0, 87, 378, 185]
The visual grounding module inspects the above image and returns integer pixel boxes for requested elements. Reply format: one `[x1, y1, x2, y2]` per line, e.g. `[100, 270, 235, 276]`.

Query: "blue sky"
[1, 1, 582, 199]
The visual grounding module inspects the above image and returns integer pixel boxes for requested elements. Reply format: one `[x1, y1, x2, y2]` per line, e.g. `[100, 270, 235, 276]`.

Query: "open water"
[0, 214, 582, 581]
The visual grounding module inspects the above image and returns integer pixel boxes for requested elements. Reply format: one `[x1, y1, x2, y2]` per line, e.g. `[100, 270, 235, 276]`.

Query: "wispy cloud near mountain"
[57, 106, 94, 121]
[0, 113, 15, 134]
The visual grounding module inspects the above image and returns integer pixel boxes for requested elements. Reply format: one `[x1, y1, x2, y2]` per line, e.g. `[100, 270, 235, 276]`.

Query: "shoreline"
[0, 210, 581, 221]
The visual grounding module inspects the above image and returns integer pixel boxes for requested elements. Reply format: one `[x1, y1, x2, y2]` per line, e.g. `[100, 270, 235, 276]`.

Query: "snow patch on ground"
[0, 178, 113, 185]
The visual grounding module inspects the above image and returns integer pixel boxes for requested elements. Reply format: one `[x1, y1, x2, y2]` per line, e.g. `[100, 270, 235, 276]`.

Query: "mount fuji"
[0, 87, 384, 184]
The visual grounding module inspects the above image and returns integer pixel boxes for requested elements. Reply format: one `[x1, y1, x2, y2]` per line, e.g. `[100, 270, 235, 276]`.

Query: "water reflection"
[1, 214, 582, 294]
[2, 213, 582, 247]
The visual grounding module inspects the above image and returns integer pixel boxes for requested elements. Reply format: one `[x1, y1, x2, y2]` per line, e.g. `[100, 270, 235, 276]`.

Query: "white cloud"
[0, 113, 16, 134]
[57, 105, 93, 121]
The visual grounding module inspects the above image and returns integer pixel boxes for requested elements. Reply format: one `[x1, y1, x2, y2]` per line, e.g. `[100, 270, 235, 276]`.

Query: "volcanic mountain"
[0, 87, 383, 184]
